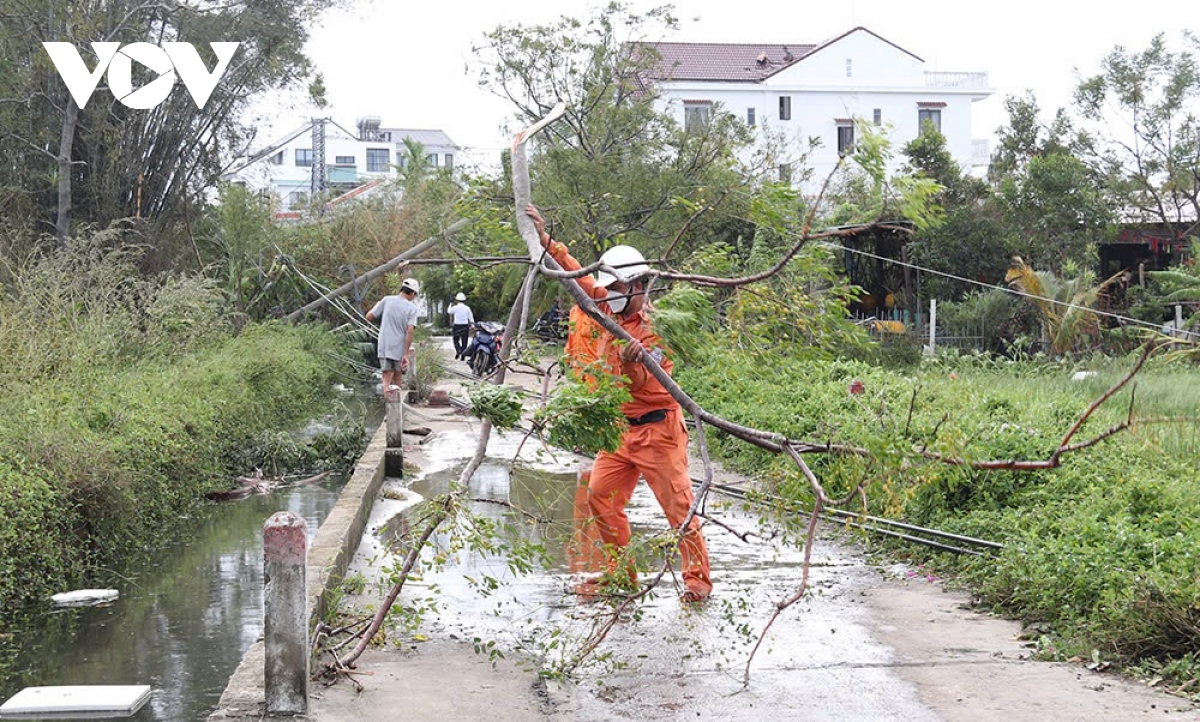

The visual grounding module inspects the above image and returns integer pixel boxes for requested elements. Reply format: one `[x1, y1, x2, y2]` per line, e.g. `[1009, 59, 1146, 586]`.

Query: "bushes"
[0, 323, 346, 616]
[680, 349, 1200, 673]
[0, 464, 73, 609]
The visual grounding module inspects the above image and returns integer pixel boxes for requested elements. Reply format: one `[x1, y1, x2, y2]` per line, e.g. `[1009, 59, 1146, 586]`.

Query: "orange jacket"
[565, 304, 603, 379]
[544, 240, 678, 419]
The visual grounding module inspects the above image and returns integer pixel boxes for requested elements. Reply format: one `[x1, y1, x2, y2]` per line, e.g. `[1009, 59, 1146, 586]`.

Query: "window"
[286, 190, 307, 207]
[334, 155, 355, 165]
[747, 107, 756, 127]
[846, 58, 853, 78]
[779, 96, 791, 121]
[837, 124, 855, 156]
[918, 108, 942, 133]
[268, 151, 283, 165]
[918, 106, 943, 134]
[683, 101, 711, 133]
[444, 153, 454, 170]
[294, 148, 313, 167]
[426, 153, 438, 167]
[366, 148, 390, 172]
[873, 108, 882, 126]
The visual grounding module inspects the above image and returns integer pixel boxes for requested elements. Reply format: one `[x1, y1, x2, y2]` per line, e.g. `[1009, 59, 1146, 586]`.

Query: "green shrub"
[0, 323, 346, 618]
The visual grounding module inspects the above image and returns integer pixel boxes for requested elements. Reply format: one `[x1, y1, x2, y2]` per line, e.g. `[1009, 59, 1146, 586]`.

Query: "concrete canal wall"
[209, 422, 390, 719]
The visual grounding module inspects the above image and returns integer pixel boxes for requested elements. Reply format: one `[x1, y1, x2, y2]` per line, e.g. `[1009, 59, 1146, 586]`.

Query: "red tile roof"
[645, 42, 814, 82]
[640, 27, 923, 83]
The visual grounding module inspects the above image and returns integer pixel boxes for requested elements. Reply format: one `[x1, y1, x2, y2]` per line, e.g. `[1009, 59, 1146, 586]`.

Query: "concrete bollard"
[263, 511, 308, 715]
[385, 386, 404, 476]
[385, 386, 404, 448]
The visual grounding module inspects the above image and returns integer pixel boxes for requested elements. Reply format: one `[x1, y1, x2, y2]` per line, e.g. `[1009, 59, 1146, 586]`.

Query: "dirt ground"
[307, 344, 1200, 721]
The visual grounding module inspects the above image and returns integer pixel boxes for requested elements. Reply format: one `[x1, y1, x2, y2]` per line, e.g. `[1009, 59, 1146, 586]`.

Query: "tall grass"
[0, 231, 347, 615]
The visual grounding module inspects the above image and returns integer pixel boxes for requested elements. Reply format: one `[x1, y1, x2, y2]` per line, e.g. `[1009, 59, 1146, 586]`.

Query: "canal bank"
[212, 344, 1199, 721]
[209, 419, 390, 719]
[209, 357, 563, 721]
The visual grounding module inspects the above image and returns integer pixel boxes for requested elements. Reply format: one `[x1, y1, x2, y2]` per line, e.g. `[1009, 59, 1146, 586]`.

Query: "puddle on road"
[376, 462, 579, 571]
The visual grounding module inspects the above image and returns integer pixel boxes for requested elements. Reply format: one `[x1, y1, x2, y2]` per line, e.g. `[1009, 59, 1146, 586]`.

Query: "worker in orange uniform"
[526, 205, 713, 603]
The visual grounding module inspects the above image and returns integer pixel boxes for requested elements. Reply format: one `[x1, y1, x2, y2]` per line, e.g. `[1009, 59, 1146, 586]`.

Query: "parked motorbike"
[466, 321, 504, 377]
[532, 305, 567, 342]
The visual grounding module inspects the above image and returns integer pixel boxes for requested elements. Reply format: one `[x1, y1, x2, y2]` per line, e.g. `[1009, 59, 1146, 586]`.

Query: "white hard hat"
[595, 245, 649, 288]
[401, 278, 420, 294]
[455, 292, 466, 301]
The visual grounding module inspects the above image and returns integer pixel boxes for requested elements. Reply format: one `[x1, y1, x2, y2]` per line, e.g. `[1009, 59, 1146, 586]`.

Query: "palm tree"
[1005, 257, 1123, 355]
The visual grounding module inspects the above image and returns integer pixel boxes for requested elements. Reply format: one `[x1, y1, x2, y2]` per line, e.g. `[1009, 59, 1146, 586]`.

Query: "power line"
[818, 241, 1170, 334]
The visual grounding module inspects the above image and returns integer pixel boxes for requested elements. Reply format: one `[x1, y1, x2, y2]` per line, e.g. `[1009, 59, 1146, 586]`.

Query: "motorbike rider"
[448, 292, 475, 360]
[462, 321, 502, 374]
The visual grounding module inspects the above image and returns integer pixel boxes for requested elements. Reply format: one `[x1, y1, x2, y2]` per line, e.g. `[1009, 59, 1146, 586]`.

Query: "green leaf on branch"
[534, 373, 631, 455]
[468, 383, 524, 431]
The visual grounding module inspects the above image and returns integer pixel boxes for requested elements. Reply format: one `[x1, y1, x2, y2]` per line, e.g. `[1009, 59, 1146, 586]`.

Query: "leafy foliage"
[468, 383, 525, 431]
[0, 323, 345, 616]
[682, 348, 1200, 671]
[533, 373, 631, 455]
[474, 2, 756, 265]
[0, 0, 337, 243]
[1073, 32, 1200, 240]
[646, 286, 715, 365]
[1005, 257, 1124, 355]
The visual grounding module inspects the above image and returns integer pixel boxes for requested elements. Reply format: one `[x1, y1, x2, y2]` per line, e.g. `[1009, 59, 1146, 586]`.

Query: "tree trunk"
[55, 98, 79, 248]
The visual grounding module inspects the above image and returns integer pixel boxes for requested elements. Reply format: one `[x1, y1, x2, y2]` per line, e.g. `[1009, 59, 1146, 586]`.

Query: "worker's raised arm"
[525, 205, 604, 301]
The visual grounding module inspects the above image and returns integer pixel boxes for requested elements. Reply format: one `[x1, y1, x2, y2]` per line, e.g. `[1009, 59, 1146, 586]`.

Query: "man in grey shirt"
[366, 277, 421, 396]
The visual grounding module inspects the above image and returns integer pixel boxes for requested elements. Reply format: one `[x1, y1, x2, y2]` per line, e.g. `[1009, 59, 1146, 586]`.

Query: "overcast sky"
[292, 0, 1194, 169]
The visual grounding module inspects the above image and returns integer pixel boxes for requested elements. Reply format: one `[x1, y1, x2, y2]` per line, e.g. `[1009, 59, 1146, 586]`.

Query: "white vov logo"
[43, 42, 240, 110]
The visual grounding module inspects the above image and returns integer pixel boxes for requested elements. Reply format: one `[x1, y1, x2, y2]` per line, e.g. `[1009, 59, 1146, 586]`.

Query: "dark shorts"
[380, 357, 403, 371]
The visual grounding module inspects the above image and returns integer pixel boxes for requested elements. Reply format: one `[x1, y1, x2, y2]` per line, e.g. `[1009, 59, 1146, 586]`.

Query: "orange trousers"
[585, 408, 712, 596]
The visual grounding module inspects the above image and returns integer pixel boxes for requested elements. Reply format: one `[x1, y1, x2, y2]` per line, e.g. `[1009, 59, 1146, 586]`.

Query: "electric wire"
[434, 371, 1000, 556]
[289, 261, 378, 337]
[818, 240, 1170, 334]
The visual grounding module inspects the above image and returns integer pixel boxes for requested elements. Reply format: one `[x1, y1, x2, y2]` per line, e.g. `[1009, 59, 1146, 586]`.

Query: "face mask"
[605, 289, 627, 314]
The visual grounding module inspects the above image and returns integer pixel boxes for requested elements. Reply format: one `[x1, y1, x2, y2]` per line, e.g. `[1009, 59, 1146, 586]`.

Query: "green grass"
[0, 323, 345, 615]
[677, 349, 1200, 687]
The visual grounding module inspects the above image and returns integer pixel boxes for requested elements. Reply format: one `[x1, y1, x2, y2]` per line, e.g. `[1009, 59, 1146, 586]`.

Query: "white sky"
[293, 0, 1195, 170]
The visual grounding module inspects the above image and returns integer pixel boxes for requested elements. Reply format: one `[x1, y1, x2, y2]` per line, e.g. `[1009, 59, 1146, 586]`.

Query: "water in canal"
[0, 402, 382, 721]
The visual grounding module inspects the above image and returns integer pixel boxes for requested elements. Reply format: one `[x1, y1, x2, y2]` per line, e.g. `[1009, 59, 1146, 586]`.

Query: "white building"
[645, 27, 993, 186]
[224, 117, 460, 215]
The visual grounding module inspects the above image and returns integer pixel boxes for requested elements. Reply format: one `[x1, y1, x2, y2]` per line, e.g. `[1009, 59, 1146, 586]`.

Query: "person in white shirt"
[366, 277, 421, 395]
[447, 292, 475, 360]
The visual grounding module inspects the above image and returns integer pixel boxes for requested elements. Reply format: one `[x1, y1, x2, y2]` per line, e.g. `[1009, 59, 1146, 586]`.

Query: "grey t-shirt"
[369, 295, 420, 361]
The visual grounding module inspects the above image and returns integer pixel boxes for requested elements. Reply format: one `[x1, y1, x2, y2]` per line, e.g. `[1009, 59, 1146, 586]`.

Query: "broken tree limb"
[285, 217, 470, 322]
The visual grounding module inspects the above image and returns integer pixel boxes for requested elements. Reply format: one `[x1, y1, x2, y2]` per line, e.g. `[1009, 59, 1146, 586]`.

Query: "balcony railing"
[924, 71, 990, 89]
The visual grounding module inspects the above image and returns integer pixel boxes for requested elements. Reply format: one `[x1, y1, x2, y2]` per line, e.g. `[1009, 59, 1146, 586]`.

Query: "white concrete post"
[263, 511, 308, 715]
[926, 299, 937, 355]
[385, 386, 404, 476]
[1175, 304, 1184, 339]
[385, 386, 404, 449]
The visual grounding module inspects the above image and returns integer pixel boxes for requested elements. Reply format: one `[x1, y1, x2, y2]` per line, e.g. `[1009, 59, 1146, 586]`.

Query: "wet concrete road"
[334, 422, 939, 721]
